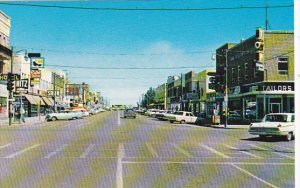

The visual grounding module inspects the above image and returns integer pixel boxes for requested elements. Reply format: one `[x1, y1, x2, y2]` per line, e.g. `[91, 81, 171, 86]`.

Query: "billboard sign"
[30, 57, 45, 69]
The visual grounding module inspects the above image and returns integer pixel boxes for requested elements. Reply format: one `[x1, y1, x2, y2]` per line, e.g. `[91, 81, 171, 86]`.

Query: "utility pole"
[82, 82, 85, 107]
[8, 47, 13, 125]
[53, 72, 56, 112]
[181, 73, 183, 111]
[224, 49, 229, 128]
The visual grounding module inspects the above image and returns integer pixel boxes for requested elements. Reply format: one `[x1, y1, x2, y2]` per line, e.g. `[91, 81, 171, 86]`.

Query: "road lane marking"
[44, 144, 67, 159]
[5, 144, 40, 158]
[80, 144, 95, 158]
[0, 143, 12, 149]
[249, 144, 294, 159]
[146, 143, 158, 158]
[230, 164, 279, 188]
[224, 145, 262, 159]
[173, 144, 192, 157]
[122, 161, 294, 165]
[200, 144, 230, 158]
[274, 152, 294, 159]
[116, 143, 124, 188]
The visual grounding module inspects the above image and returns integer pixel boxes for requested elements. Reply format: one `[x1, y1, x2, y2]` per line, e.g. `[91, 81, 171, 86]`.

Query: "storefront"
[228, 82, 294, 122]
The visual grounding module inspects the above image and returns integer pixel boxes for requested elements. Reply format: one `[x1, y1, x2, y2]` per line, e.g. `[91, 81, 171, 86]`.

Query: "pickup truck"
[45, 110, 83, 121]
[123, 109, 136, 118]
[248, 113, 295, 141]
[168, 111, 197, 124]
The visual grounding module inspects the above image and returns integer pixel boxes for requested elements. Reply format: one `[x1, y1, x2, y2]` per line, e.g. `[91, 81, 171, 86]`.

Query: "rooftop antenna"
[266, 0, 269, 30]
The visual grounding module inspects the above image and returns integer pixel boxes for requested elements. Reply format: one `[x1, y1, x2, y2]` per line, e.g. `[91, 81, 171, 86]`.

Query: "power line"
[47, 64, 215, 70]
[14, 46, 212, 56]
[0, 2, 293, 11]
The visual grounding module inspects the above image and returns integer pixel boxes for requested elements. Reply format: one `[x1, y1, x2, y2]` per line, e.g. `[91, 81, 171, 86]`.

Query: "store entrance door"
[270, 103, 281, 113]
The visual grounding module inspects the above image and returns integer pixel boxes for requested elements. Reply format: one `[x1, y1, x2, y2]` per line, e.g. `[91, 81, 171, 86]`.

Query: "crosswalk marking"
[44, 144, 67, 159]
[173, 144, 192, 157]
[249, 144, 294, 159]
[201, 144, 230, 158]
[231, 164, 279, 188]
[224, 145, 262, 159]
[0, 143, 12, 149]
[146, 143, 158, 157]
[5, 144, 40, 158]
[80, 144, 95, 158]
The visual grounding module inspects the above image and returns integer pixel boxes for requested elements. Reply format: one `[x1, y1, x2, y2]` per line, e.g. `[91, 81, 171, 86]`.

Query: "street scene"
[0, 0, 296, 187]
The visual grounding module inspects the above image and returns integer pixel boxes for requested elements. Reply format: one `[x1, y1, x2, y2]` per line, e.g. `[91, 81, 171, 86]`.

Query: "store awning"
[47, 98, 55, 106]
[31, 96, 46, 106]
[25, 94, 38, 105]
[42, 97, 53, 106]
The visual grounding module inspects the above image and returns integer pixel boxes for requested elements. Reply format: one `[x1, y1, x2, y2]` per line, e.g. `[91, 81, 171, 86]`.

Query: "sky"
[0, 0, 294, 105]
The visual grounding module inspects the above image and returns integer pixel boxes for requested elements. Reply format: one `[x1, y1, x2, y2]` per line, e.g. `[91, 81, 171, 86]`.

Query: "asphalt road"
[0, 111, 294, 188]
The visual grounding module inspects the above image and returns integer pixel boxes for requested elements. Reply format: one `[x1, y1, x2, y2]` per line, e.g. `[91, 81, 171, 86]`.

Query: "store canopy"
[42, 97, 53, 106]
[31, 96, 46, 106]
[25, 94, 38, 105]
[47, 98, 55, 106]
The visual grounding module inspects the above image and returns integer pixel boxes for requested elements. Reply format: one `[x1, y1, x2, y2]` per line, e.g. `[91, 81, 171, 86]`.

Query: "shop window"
[278, 57, 288, 75]
[244, 63, 248, 80]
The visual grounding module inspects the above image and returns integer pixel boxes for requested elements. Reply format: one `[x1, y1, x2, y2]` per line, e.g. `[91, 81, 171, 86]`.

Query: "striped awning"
[25, 94, 37, 105]
[42, 97, 53, 106]
[47, 98, 55, 106]
[31, 95, 46, 106]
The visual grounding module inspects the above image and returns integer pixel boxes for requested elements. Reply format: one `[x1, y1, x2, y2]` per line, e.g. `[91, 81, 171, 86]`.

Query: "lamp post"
[8, 47, 28, 125]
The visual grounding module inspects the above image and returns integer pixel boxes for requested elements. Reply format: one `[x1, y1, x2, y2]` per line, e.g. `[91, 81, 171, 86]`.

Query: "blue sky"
[0, 0, 294, 105]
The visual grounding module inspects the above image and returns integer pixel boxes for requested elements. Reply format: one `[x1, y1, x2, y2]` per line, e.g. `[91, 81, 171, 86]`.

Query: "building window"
[238, 66, 241, 83]
[231, 68, 235, 83]
[244, 63, 248, 80]
[278, 57, 288, 75]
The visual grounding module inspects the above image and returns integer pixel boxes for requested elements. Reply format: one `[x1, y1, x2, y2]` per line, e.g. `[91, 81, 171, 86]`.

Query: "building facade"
[0, 10, 11, 115]
[216, 28, 294, 122]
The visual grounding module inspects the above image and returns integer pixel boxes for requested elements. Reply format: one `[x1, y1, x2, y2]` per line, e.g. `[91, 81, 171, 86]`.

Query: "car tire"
[170, 120, 174, 123]
[180, 120, 185, 124]
[259, 135, 267, 139]
[51, 117, 57, 121]
[124, 116, 126, 118]
[285, 132, 293, 141]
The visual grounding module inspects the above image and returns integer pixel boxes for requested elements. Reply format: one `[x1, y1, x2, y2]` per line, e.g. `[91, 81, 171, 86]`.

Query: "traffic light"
[6, 73, 14, 91]
[208, 76, 216, 90]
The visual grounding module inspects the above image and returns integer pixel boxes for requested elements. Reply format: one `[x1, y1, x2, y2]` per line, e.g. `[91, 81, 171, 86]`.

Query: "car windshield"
[264, 115, 288, 122]
[174, 112, 183, 115]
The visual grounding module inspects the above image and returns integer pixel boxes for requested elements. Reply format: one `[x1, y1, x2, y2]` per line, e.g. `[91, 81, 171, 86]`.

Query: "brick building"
[215, 28, 294, 122]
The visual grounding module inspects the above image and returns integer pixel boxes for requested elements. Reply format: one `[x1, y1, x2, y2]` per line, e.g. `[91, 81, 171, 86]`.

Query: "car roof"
[266, 113, 294, 116]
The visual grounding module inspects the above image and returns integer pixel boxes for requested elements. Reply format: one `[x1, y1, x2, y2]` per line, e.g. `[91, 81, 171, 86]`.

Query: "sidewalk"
[211, 124, 249, 129]
[0, 115, 46, 126]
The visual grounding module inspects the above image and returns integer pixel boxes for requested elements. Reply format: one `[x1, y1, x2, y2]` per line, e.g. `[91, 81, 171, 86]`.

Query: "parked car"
[124, 109, 136, 118]
[248, 113, 295, 141]
[168, 111, 198, 124]
[45, 110, 83, 121]
[88, 108, 96, 115]
[150, 110, 164, 117]
[155, 110, 173, 120]
[144, 109, 159, 116]
[72, 108, 89, 117]
[228, 111, 241, 121]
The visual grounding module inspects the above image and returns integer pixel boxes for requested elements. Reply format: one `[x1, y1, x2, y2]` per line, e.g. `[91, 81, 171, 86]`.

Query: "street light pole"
[225, 49, 229, 128]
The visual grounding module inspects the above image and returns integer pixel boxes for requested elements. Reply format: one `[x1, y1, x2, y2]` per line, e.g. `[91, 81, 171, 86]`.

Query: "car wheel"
[259, 135, 267, 139]
[51, 117, 57, 121]
[124, 116, 126, 118]
[285, 132, 293, 141]
[170, 120, 174, 123]
[180, 120, 185, 124]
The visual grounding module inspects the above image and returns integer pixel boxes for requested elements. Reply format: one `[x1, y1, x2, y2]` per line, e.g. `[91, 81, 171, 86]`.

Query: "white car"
[168, 111, 198, 124]
[45, 110, 83, 121]
[248, 113, 295, 141]
[145, 109, 159, 116]
[72, 108, 89, 117]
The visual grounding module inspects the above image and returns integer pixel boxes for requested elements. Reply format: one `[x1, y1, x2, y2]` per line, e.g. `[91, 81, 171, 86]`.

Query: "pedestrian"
[20, 107, 25, 123]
